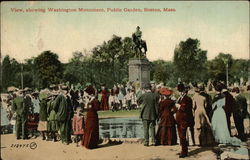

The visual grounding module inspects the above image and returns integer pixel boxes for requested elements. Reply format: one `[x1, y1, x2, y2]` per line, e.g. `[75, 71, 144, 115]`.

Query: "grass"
[96, 92, 249, 118]
[38, 91, 249, 119]
[98, 109, 140, 118]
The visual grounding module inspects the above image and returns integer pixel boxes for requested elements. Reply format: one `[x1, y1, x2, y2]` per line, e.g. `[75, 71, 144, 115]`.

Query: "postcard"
[1, 1, 249, 160]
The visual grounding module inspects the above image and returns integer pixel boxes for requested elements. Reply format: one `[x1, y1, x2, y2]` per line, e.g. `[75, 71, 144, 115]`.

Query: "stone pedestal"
[128, 58, 150, 88]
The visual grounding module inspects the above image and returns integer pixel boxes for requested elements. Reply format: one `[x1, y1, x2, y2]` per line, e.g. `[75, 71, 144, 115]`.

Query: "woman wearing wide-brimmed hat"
[156, 88, 177, 146]
[82, 84, 100, 149]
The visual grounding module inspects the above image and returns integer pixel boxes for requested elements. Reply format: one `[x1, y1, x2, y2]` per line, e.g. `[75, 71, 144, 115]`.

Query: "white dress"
[211, 95, 241, 146]
[32, 98, 40, 113]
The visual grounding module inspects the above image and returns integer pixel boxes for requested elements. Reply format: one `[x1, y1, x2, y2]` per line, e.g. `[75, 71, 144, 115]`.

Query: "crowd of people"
[138, 82, 249, 158]
[2, 82, 143, 148]
[1, 81, 249, 158]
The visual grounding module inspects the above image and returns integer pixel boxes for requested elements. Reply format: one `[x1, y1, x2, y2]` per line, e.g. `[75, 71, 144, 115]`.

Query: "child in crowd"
[72, 107, 85, 147]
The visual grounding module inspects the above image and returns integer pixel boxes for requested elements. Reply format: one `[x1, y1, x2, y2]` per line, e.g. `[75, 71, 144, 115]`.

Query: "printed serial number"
[10, 142, 37, 149]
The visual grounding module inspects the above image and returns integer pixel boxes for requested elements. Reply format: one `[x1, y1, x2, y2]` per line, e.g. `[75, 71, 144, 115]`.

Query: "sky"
[1, 1, 249, 63]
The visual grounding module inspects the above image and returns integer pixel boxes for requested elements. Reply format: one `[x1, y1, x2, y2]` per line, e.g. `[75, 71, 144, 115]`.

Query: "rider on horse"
[135, 26, 142, 45]
[132, 26, 147, 58]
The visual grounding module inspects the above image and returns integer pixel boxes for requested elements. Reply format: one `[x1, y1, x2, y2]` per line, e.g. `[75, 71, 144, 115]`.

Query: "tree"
[230, 59, 250, 84]
[34, 51, 63, 88]
[164, 61, 178, 88]
[207, 53, 233, 83]
[152, 60, 167, 84]
[91, 35, 132, 87]
[2, 55, 12, 90]
[21, 57, 40, 89]
[1, 55, 21, 90]
[122, 37, 136, 58]
[63, 51, 83, 85]
[173, 38, 207, 83]
[63, 50, 95, 86]
[92, 43, 113, 86]
[151, 60, 178, 88]
[106, 35, 123, 83]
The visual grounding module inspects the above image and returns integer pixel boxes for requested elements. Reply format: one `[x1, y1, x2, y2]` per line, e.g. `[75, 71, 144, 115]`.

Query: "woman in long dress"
[82, 86, 100, 149]
[100, 85, 109, 111]
[211, 83, 241, 146]
[156, 88, 177, 145]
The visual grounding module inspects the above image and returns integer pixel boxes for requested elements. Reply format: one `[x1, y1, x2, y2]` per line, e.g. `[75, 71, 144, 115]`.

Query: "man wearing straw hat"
[53, 85, 73, 145]
[12, 89, 29, 139]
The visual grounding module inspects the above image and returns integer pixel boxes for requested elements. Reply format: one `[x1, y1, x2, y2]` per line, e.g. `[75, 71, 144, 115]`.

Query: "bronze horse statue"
[132, 33, 147, 58]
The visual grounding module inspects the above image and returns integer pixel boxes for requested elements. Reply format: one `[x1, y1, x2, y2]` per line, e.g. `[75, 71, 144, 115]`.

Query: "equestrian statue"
[132, 26, 147, 58]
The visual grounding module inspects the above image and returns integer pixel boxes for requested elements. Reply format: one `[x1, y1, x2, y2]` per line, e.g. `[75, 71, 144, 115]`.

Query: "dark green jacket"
[25, 95, 33, 113]
[53, 95, 68, 122]
[137, 91, 158, 120]
[12, 96, 29, 116]
[39, 99, 48, 121]
[53, 94, 73, 122]
[47, 99, 56, 121]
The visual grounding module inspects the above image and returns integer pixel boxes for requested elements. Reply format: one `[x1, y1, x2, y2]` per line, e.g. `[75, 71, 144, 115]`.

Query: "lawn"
[97, 92, 249, 118]
[38, 91, 249, 119]
[98, 109, 140, 118]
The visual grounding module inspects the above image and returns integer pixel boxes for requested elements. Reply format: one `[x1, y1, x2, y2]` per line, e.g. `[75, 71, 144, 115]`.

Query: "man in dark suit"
[232, 87, 248, 141]
[12, 90, 30, 139]
[54, 85, 73, 145]
[175, 83, 194, 158]
[137, 83, 158, 146]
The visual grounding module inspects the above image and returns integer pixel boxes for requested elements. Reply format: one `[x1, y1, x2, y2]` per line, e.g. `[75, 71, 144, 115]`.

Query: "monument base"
[128, 58, 151, 88]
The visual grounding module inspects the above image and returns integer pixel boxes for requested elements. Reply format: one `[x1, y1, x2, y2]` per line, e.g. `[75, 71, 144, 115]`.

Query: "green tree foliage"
[92, 35, 132, 87]
[152, 60, 167, 84]
[164, 61, 178, 87]
[1, 36, 248, 91]
[230, 59, 250, 84]
[174, 38, 208, 83]
[34, 51, 63, 88]
[63, 51, 94, 86]
[22, 57, 40, 89]
[64, 51, 84, 85]
[106, 35, 123, 83]
[122, 37, 136, 58]
[207, 53, 233, 83]
[151, 60, 178, 88]
[2, 55, 21, 90]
